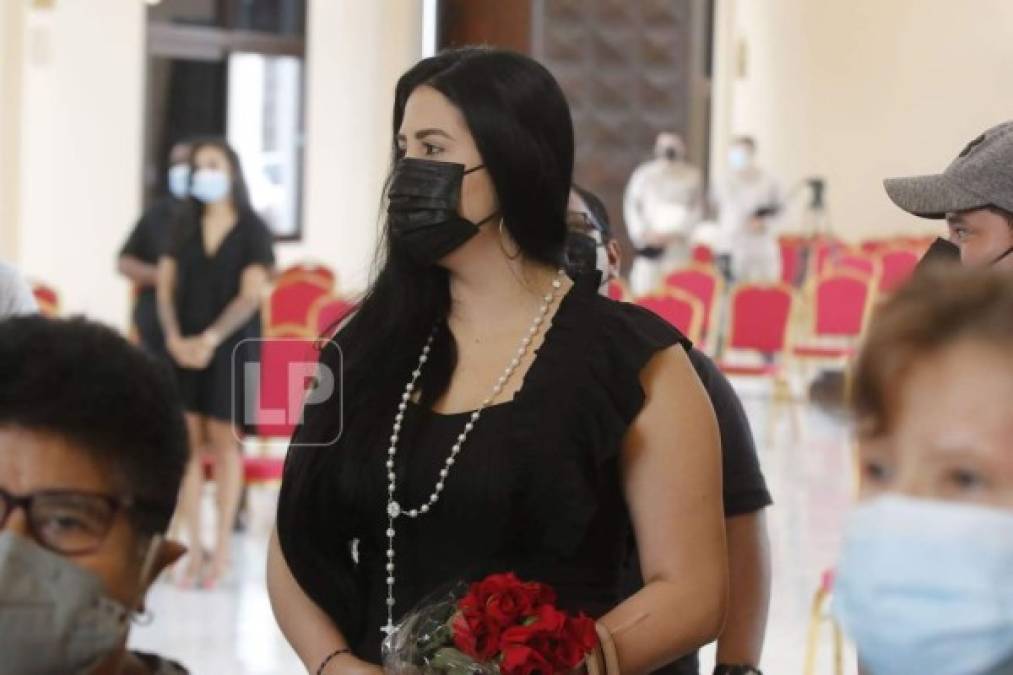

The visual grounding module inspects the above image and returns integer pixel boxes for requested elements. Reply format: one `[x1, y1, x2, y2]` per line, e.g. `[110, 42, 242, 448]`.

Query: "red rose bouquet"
[382, 573, 599, 675]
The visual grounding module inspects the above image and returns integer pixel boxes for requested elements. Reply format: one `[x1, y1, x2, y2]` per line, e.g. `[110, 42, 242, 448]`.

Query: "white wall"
[11, 0, 145, 326]
[272, 0, 424, 296]
[711, 0, 1013, 242]
[0, 0, 27, 262]
[3, 0, 423, 328]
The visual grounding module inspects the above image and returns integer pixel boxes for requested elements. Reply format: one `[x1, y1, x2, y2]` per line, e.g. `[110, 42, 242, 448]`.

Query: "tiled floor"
[130, 381, 859, 674]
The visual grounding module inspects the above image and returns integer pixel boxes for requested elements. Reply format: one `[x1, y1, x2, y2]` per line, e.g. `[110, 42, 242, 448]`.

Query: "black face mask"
[387, 157, 497, 266]
[565, 231, 598, 278]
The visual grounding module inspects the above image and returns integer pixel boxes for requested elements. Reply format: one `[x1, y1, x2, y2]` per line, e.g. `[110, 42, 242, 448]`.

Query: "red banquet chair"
[793, 269, 875, 367]
[635, 288, 705, 344]
[663, 264, 723, 350]
[277, 262, 336, 290]
[691, 244, 714, 265]
[263, 273, 331, 337]
[876, 247, 920, 294]
[778, 236, 806, 286]
[308, 294, 357, 339]
[717, 282, 799, 439]
[827, 251, 881, 281]
[605, 277, 631, 302]
[30, 281, 60, 316]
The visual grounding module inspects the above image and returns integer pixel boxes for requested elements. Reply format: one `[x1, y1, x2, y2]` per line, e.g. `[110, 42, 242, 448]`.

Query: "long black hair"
[314, 47, 575, 442]
[170, 136, 257, 247]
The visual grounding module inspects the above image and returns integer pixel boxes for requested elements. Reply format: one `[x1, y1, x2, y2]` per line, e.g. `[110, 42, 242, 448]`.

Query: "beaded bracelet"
[316, 647, 352, 675]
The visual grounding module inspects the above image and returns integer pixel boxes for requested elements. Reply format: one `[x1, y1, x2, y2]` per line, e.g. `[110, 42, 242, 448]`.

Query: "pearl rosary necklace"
[381, 268, 567, 636]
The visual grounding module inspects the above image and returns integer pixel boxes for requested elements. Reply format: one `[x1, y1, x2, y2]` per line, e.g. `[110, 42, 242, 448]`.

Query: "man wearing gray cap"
[884, 120, 1013, 270]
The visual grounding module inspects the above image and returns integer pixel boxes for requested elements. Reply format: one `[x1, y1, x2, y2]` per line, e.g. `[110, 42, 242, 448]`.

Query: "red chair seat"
[793, 344, 856, 359]
[717, 362, 780, 377]
[243, 456, 285, 482]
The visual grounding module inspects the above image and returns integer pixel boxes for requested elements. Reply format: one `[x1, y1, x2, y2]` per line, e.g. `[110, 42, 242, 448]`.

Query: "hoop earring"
[498, 218, 522, 260]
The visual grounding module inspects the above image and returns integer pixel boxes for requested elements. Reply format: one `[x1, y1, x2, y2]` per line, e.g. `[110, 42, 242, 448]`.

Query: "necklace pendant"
[381, 621, 396, 636]
[387, 501, 401, 519]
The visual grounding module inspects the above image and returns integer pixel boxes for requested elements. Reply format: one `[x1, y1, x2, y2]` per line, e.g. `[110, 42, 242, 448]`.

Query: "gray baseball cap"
[884, 120, 1013, 219]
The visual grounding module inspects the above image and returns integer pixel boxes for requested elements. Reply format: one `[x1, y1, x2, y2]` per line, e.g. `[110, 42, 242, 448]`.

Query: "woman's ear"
[144, 539, 187, 589]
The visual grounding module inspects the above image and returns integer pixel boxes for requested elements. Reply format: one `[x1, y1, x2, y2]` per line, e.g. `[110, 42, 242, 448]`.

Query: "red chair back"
[31, 282, 60, 316]
[877, 248, 920, 294]
[691, 244, 714, 265]
[264, 274, 331, 336]
[726, 283, 794, 354]
[255, 334, 321, 440]
[830, 252, 880, 279]
[308, 295, 356, 338]
[663, 265, 721, 338]
[779, 236, 805, 285]
[605, 278, 630, 302]
[278, 263, 335, 289]
[812, 237, 844, 275]
[812, 271, 873, 337]
[636, 288, 704, 344]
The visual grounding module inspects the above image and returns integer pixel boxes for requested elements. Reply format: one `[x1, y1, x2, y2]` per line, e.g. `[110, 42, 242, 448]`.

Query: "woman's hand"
[167, 335, 211, 369]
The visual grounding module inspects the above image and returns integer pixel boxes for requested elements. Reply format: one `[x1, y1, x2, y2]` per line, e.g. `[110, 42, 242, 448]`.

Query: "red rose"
[451, 610, 501, 662]
[565, 614, 599, 654]
[486, 584, 537, 627]
[501, 604, 568, 646]
[500, 644, 555, 675]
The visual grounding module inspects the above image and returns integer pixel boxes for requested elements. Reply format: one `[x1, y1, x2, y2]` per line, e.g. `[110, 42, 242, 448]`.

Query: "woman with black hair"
[269, 48, 726, 675]
[157, 137, 275, 589]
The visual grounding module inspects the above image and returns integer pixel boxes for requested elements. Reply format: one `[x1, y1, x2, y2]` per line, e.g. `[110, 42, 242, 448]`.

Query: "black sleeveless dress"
[277, 273, 691, 663]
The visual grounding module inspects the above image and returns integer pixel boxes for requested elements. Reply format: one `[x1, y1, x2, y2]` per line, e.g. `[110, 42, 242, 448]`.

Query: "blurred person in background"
[0, 260, 38, 317]
[0, 315, 189, 674]
[836, 267, 1013, 675]
[118, 141, 192, 358]
[713, 137, 781, 283]
[885, 120, 1013, 273]
[623, 132, 704, 295]
[157, 137, 275, 590]
[569, 185, 772, 675]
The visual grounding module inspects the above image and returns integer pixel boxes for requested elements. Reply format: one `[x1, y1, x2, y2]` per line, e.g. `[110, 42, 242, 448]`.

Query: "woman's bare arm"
[267, 529, 381, 675]
[601, 345, 728, 675]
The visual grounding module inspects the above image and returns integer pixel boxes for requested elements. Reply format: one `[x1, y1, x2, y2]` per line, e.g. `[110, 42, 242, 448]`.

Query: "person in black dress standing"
[157, 137, 275, 589]
[118, 140, 191, 358]
[268, 48, 727, 675]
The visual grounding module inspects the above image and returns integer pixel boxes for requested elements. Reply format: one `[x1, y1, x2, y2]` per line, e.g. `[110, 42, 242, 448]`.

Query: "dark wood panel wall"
[439, 1, 712, 269]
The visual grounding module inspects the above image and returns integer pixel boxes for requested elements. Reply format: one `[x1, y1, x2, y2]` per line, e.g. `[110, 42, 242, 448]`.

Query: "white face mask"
[833, 495, 1013, 675]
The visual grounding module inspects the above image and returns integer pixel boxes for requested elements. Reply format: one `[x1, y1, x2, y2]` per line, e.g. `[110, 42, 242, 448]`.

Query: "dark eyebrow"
[416, 128, 454, 141]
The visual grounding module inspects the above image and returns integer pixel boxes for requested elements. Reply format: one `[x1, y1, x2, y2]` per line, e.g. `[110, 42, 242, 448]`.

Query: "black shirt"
[277, 273, 695, 663]
[167, 210, 275, 424]
[627, 348, 772, 675]
[119, 197, 178, 354]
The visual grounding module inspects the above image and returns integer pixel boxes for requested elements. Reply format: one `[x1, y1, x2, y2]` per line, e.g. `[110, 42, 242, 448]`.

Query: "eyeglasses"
[0, 488, 140, 555]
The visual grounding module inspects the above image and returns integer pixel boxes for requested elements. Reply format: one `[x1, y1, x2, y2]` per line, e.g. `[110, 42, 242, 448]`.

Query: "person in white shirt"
[713, 137, 782, 283]
[623, 132, 703, 295]
[0, 261, 38, 318]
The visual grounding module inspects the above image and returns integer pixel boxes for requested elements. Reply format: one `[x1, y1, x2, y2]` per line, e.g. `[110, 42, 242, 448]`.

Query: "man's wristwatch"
[714, 666, 763, 675]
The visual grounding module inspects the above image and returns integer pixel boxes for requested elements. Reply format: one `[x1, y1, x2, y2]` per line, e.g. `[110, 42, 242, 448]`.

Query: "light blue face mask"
[167, 164, 190, 200]
[190, 168, 231, 204]
[728, 146, 751, 171]
[833, 495, 1013, 675]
